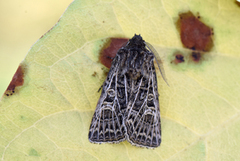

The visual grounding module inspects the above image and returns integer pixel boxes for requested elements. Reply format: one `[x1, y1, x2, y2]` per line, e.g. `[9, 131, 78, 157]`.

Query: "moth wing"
[88, 56, 127, 143]
[125, 65, 161, 148]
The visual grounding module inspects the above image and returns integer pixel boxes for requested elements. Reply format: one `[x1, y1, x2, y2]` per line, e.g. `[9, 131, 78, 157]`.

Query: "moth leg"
[97, 85, 103, 93]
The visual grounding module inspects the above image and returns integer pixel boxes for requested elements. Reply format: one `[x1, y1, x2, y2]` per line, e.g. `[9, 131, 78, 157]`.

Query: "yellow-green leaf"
[1, 0, 240, 160]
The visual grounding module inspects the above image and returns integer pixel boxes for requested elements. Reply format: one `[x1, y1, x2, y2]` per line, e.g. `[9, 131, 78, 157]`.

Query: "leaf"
[1, 0, 240, 160]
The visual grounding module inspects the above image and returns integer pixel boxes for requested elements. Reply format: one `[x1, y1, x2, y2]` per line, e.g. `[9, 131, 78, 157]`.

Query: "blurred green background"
[0, 0, 73, 97]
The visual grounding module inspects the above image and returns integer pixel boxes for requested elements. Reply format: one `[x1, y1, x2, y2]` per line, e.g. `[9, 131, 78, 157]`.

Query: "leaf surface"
[1, 0, 240, 160]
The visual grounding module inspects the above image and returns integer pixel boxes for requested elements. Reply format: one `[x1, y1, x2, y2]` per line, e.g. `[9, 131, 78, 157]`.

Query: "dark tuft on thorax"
[127, 34, 146, 50]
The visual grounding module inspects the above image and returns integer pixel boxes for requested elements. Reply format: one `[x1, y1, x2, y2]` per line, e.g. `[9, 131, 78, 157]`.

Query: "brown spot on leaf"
[176, 11, 214, 51]
[5, 65, 25, 96]
[171, 52, 185, 64]
[92, 72, 97, 77]
[99, 37, 129, 68]
[101, 67, 109, 77]
[191, 52, 202, 62]
[175, 54, 185, 64]
[236, 1, 240, 7]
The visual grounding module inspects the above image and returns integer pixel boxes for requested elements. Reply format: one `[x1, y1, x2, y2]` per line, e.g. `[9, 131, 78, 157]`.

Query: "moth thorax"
[128, 68, 141, 79]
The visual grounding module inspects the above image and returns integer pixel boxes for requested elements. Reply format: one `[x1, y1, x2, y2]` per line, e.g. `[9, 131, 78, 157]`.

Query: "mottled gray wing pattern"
[125, 64, 161, 148]
[88, 54, 128, 143]
[89, 35, 163, 148]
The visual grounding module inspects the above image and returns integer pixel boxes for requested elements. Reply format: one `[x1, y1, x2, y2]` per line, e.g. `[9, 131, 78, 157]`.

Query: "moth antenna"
[145, 42, 169, 86]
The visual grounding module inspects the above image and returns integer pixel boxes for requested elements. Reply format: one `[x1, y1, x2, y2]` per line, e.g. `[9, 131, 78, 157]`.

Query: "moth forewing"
[88, 54, 127, 143]
[89, 34, 166, 148]
[125, 55, 161, 148]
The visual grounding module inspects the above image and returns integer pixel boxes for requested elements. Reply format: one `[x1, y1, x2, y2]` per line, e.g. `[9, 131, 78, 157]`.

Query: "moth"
[89, 34, 168, 148]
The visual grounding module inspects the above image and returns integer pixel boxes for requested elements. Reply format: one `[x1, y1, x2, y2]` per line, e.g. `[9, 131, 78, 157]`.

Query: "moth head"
[127, 34, 146, 49]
